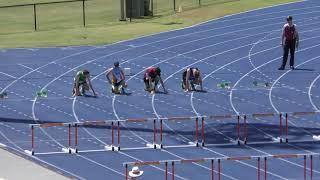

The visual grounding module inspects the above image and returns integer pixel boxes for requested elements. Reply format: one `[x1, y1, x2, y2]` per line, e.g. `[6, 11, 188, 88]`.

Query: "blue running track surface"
[2, 0, 320, 179]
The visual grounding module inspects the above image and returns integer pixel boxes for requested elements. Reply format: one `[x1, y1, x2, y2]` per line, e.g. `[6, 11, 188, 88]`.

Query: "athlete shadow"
[154, 91, 168, 95]
[83, 94, 98, 98]
[193, 89, 207, 93]
[114, 92, 132, 96]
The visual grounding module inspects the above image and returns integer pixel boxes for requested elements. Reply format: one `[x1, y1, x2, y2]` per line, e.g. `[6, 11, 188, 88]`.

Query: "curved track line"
[269, 56, 320, 114]
[135, 8, 320, 48]
[106, 15, 312, 150]
[308, 74, 320, 111]
[230, 39, 320, 114]
[0, 47, 99, 95]
[0, 72, 17, 79]
[18, 1, 318, 179]
[0, 129, 85, 179]
[189, 32, 320, 175]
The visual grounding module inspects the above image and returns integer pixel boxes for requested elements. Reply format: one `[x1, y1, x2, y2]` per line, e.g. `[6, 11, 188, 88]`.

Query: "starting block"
[217, 82, 231, 89]
[36, 91, 47, 97]
[0, 92, 8, 99]
[253, 81, 270, 87]
[124, 68, 131, 76]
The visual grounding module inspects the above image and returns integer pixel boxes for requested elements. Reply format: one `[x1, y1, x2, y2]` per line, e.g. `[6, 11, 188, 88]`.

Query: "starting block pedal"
[36, 90, 47, 98]
[0, 92, 8, 99]
[253, 81, 270, 87]
[217, 82, 231, 89]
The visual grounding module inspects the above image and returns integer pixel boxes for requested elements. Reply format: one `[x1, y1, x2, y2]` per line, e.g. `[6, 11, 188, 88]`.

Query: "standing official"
[279, 16, 299, 70]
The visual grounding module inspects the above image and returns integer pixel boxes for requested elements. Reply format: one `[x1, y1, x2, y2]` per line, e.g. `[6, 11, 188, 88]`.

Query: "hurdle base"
[272, 137, 283, 143]
[62, 147, 77, 154]
[146, 143, 162, 149]
[230, 139, 240, 145]
[24, 150, 34, 156]
[105, 145, 120, 151]
[313, 135, 320, 141]
[188, 141, 199, 147]
[235, 139, 248, 145]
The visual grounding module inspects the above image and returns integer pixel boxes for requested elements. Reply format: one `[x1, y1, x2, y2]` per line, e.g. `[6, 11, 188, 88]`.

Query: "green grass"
[0, 0, 300, 48]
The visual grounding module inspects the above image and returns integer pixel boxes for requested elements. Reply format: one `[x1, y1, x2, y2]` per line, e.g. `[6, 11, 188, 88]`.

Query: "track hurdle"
[76, 118, 162, 152]
[24, 110, 320, 155]
[73, 120, 121, 152]
[249, 112, 289, 144]
[204, 114, 242, 146]
[290, 111, 318, 142]
[24, 122, 76, 155]
[164, 116, 200, 148]
[125, 118, 161, 149]
[124, 153, 317, 180]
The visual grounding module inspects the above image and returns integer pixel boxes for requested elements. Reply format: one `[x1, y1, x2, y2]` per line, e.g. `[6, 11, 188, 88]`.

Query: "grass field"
[0, 0, 300, 48]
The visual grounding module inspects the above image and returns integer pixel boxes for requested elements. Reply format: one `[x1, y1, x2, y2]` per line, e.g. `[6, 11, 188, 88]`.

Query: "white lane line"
[230, 41, 320, 115]
[21, 1, 316, 179]
[18, 64, 34, 71]
[268, 56, 320, 137]
[135, 5, 320, 47]
[0, 47, 99, 95]
[163, 149, 239, 180]
[194, 1, 310, 27]
[0, 72, 17, 79]
[308, 74, 320, 111]
[0, 129, 85, 179]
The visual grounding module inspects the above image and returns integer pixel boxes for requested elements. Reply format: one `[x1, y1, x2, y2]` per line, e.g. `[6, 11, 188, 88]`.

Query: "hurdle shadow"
[210, 122, 320, 150]
[77, 122, 320, 148]
[0, 117, 65, 125]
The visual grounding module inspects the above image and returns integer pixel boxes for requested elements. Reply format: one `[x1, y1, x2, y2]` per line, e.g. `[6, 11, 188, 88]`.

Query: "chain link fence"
[0, 0, 236, 34]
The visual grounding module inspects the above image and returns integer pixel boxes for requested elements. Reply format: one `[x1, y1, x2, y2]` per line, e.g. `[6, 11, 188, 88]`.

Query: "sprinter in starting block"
[106, 61, 128, 94]
[72, 69, 96, 97]
[143, 67, 167, 94]
[182, 67, 203, 92]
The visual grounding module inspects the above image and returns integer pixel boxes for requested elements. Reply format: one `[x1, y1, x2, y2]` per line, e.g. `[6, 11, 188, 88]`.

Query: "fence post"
[82, 0, 86, 27]
[173, 0, 176, 12]
[33, 4, 37, 31]
[130, 0, 132, 22]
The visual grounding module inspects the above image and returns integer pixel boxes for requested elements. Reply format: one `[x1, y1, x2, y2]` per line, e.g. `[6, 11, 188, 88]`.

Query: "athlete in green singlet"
[72, 70, 96, 97]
